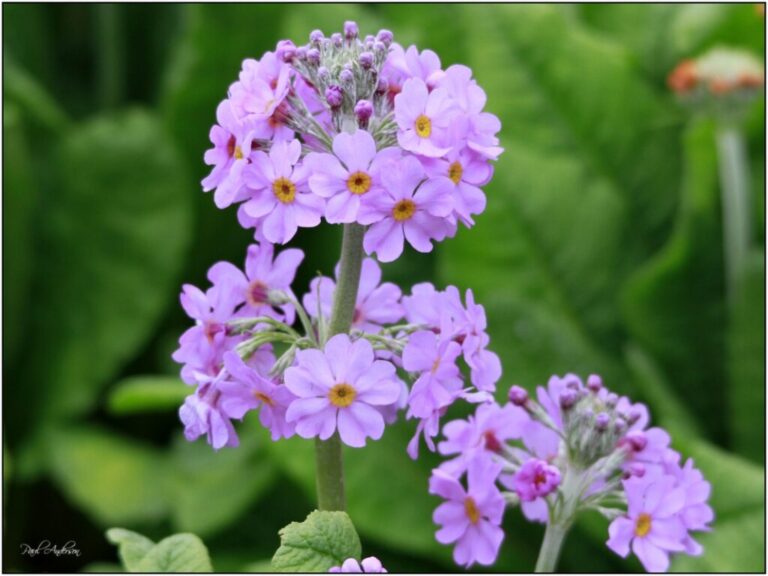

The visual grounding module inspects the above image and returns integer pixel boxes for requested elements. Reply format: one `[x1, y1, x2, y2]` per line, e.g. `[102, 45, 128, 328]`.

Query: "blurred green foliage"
[3, 3, 765, 573]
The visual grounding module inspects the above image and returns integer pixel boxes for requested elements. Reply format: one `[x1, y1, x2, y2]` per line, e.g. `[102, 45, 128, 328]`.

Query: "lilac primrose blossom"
[359, 155, 454, 262]
[429, 458, 505, 568]
[394, 78, 456, 157]
[284, 334, 402, 447]
[242, 139, 325, 244]
[329, 557, 387, 573]
[307, 130, 400, 224]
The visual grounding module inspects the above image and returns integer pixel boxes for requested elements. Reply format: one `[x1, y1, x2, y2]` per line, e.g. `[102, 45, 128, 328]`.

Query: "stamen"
[448, 161, 463, 184]
[347, 171, 372, 195]
[328, 383, 357, 408]
[464, 497, 481, 524]
[635, 513, 652, 537]
[392, 199, 416, 221]
[272, 177, 297, 204]
[414, 114, 432, 138]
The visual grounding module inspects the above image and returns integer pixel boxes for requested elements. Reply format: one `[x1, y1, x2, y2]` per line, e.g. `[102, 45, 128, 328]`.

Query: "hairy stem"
[715, 125, 751, 304]
[534, 521, 569, 573]
[314, 223, 366, 511]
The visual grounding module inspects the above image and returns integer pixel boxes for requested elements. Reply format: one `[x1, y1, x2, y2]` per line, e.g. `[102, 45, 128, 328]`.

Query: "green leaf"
[3, 103, 39, 367]
[14, 109, 192, 441]
[3, 56, 70, 134]
[108, 375, 190, 415]
[621, 119, 727, 440]
[136, 533, 213, 573]
[727, 251, 765, 462]
[271, 510, 361, 572]
[168, 423, 278, 537]
[48, 426, 171, 525]
[106, 528, 156, 571]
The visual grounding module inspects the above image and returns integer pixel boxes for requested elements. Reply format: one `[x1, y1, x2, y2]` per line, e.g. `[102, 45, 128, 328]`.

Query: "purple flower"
[284, 335, 402, 447]
[607, 475, 688, 572]
[307, 130, 400, 224]
[407, 409, 444, 460]
[218, 351, 296, 440]
[451, 289, 501, 391]
[180, 380, 239, 450]
[419, 148, 491, 227]
[172, 283, 240, 385]
[303, 257, 404, 333]
[206, 242, 304, 324]
[403, 330, 463, 419]
[394, 78, 456, 157]
[329, 557, 387, 573]
[663, 455, 714, 555]
[438, 402, 529, 476]
[536, 374, 585, 430]
[359, 155, 454, 262]
[384, 44, 444, 93]
[429, 458, 505, 567]
[242, 139, 325, 244]
[202, 99, 257, 209]
[438, 64, 503, 160]
[511, 458, 561, 502]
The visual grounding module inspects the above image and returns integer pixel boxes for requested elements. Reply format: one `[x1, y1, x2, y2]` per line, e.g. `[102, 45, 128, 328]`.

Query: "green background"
[3, 3, 765, 573]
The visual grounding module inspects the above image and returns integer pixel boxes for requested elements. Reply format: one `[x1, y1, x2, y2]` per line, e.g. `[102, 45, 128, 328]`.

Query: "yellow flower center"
[328, 383, 357, 408]
[272, 177, 296, 204]
[415, 114, 432, 138]
[346, 171, 372, 195]
[234, 145, 244, 160]
[448, 161, 463, 184]
[254, 392, 274, 406]
[635, 513, 652, 537]
[464, 497, 481, 525]
[392, 199, 416, 222]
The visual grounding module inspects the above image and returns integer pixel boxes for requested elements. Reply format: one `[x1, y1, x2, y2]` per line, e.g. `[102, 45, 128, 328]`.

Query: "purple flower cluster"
[428, 375, 713, 570]
[173, 242, 500, 454]
[201, 22, 501, 255]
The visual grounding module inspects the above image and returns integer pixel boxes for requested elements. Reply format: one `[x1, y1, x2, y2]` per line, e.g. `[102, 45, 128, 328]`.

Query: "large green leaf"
[13, 110, 192, 440]
[438, 4, 684, 391]
[727, 251, 765, 463]
[106, 528, 156, 572]
[136, 533, 213, 572]
[108, 375, 190, 415]
[621, 120, 728, 440]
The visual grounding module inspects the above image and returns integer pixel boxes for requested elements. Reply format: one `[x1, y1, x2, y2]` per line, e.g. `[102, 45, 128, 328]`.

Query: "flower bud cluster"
[428, 374, 713, 571]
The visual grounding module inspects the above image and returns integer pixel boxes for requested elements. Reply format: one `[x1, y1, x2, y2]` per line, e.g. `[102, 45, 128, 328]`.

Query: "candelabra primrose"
[172, 21, 711, 572]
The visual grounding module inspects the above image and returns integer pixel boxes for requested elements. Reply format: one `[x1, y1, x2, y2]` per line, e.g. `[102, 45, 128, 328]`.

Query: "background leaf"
[107, 376, 190, 415]
[105, 528, 156, 572]
[136, 533, 213, 572]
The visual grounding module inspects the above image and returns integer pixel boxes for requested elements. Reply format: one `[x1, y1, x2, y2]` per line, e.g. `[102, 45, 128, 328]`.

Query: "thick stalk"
[534, 521, 569, 573]
[715, 125, 751, 304]
[314, 223, 366, 511]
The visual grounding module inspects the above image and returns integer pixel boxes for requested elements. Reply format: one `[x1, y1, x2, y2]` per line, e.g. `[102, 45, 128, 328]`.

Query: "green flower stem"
[715, 124, 751, 304]
[314, 223, 366, 511]
[534, 521, 569, 573]
[96, 4, 123, 110]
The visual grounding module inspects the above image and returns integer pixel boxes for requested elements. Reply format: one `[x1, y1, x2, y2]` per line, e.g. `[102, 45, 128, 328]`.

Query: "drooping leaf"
[271, 510, 361, 572]
[108, 375, 190, 415]
[136, 533, 213, 573]
[106, 528, 156, 572]
[48, 426, 172, 525]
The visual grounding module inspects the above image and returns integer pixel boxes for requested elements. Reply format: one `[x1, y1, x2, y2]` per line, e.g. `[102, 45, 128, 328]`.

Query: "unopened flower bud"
[331, 32, 343, 48]
[307, 48, 321, 66]
[627, 407, 642, 426]
[309, 29, 324, 45]
[276, 39, 296, 63]
[587, 374, 602, 393]
[605, 392, 618, 408]
[359, 51, 374, 70]
[354, 100, 373, 127]
[373, 41, 386, 56]
[626, 463, 646, 478]
[625, 431, 647, 452]
[325, 85, 344, 108]
[614, 417, 627, 435]
[344, 20, 359, 40]
[595, 412, 610, 432]
[376, 77, 389, 94]
[559, 389, 578, 410]
[508, 385, 529, 407]
[377, 29, 394, 46]
[295, 46, 307, 61]
[340, 69, 354, 88]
